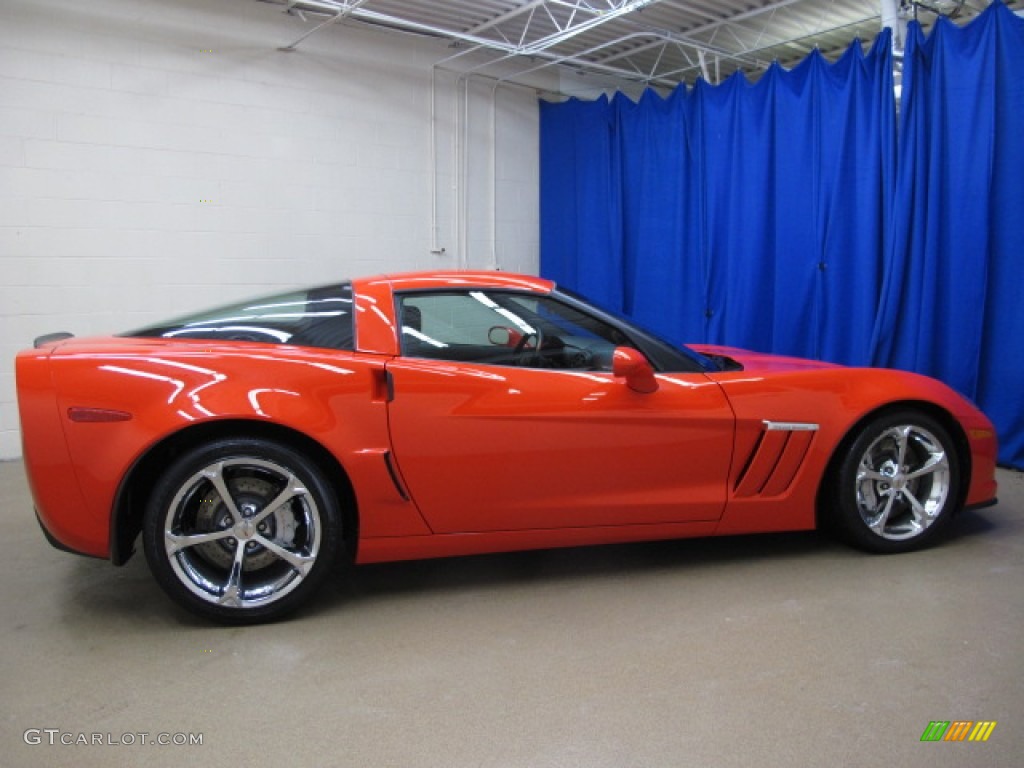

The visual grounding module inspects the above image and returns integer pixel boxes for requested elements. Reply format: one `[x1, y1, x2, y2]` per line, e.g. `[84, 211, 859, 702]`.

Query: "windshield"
[553, 287, 720, 373]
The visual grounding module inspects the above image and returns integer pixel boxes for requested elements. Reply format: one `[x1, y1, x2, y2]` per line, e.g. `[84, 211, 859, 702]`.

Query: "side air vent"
[734, 421, 819, 498]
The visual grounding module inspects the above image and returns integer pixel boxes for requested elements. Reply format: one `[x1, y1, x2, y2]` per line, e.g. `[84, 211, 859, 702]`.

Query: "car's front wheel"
[831, 410, 961, 553]
[142, 437, 343, 623]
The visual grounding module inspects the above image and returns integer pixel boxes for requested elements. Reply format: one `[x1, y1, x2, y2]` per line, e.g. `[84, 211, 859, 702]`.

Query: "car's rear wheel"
[142, 437, 343, 623]
[831, 410, 961, 553]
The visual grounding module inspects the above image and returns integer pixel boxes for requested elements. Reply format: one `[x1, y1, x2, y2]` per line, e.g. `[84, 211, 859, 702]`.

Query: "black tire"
[830, 410, 961, 554]
[142, 437, 343, 623]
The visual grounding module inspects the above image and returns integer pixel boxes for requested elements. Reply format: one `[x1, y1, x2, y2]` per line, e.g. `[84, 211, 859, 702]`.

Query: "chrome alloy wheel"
[854, 424, 951, 541]
[163, 457, 322, 609]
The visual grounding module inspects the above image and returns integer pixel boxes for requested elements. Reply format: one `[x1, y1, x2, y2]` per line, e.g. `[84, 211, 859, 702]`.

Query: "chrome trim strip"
[763, 420, 820, 432]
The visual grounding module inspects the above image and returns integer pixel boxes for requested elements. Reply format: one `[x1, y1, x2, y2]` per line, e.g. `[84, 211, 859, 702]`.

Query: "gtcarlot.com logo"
[23, 729, 203, 747]
[920, 721, 997, 742]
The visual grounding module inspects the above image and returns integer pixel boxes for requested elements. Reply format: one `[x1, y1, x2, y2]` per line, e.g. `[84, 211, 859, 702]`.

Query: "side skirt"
[355, 521, 720, 564]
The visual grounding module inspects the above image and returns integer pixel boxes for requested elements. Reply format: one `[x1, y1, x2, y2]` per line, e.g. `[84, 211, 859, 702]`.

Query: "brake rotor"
[194, 475, 294, 571]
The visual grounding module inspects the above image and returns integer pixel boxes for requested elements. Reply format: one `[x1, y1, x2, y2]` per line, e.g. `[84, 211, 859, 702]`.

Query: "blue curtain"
[540, 3, 1024, 469]
[542, 32, 896, 360]
[539, 95, 623, 312]
[872, 2, 1024, 468]
[697, 40, 897, 364]
[615, 88, 701, 342]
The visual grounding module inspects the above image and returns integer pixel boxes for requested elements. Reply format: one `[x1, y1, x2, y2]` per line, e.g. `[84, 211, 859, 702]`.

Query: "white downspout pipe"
[880, 0, 907, 55]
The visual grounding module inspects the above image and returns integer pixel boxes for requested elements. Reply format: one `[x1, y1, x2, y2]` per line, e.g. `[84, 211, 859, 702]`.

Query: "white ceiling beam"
[279, 0, 372, 50]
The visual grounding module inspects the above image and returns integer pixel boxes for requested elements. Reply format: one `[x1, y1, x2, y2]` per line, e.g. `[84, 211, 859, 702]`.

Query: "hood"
[690, 344, 844, 373]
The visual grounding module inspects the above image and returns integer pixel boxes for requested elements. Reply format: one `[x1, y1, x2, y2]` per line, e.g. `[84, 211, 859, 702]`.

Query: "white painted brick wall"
[0, 0, 549, 459]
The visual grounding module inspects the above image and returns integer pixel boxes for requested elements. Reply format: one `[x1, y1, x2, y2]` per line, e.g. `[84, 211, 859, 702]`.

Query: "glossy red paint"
[16, 271, 998, 572]
[385, 360, 733, 535]
[700, 348, 999, 523]
[612, 347, 660, 393]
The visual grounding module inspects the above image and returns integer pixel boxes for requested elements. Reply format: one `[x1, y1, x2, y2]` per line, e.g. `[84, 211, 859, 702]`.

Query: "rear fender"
[44, 342, 429, 559]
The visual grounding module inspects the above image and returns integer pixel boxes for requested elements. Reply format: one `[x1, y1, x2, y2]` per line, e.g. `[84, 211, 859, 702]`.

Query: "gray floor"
[1, 460, 1021, 768]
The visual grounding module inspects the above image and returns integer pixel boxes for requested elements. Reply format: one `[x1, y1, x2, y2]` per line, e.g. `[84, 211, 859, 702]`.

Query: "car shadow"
[52, 507, 1005, 627]
[336, 530, 833, 602]
[310, 506, 1007, 616]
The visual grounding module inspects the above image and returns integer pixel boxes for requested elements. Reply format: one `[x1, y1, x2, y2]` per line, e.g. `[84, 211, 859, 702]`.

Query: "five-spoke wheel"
[143, 438, 342, 623]
[831, 411, 961, 553]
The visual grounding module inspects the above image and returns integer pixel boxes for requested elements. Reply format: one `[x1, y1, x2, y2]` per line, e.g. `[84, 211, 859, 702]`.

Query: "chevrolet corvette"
[16, 271, 998, 622]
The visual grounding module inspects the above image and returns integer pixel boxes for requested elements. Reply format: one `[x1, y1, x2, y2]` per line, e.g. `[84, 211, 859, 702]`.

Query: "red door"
[386, 359, 734, 534]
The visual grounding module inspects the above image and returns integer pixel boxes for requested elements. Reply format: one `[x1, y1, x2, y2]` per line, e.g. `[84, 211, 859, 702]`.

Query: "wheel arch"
[815, 400, 972, 530]
[109, 420, 358, 566]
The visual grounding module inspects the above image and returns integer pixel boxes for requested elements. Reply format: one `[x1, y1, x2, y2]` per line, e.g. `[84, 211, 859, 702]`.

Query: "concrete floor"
[0, 460, 1021, 768]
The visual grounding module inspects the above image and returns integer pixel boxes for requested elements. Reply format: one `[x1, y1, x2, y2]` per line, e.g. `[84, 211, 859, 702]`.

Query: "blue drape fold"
[872, 1, 1024, 468]
[540, 2, 1024, 468]
[539, 95, 623, 313]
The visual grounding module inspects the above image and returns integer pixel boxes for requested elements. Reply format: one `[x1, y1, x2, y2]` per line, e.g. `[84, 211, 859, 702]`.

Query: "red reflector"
[67, 407, 133, 423]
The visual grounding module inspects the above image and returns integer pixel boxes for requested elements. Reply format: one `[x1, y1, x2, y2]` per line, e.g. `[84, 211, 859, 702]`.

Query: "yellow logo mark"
[968, 721, 997, 742]
[922, 720, 997, 742]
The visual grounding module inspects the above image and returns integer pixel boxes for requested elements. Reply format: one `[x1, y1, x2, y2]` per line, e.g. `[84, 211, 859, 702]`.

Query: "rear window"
[125, 283, 355, 351]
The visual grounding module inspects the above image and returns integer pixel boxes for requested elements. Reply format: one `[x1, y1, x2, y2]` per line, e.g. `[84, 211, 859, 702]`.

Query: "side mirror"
[488, 326, 523, 347]
[612, 347, 658, 393]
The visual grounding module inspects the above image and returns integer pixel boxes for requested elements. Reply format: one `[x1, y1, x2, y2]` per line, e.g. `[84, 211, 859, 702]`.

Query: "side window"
[128, 284, 355, 351]
[397, 291, 635, 370]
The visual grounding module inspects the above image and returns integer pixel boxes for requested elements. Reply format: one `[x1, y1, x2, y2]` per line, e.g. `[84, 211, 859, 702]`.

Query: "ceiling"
[258, 0, 1022, 91]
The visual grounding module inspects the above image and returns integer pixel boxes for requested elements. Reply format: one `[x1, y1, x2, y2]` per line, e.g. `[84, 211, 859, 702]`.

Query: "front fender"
[710, 366, 997, 533]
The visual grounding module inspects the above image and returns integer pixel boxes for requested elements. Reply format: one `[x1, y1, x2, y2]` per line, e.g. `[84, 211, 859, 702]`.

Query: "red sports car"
[16, 271, 998, 622]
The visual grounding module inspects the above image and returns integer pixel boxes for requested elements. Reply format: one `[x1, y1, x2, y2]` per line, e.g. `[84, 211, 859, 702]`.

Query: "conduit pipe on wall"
[486, 76, 556, 271]
[430, 56, 555, 271]
[465, 72, 555, 272]
[429, 46, 482, 257]
[446, 50, 531, 270]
